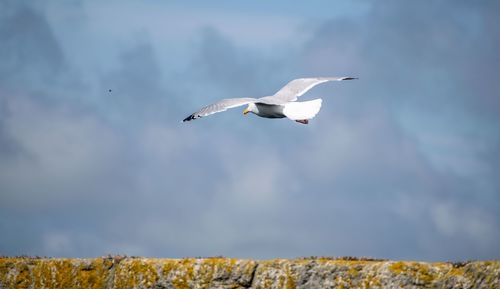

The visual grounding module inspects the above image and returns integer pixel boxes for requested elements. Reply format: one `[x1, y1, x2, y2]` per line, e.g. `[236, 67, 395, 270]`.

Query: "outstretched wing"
[183, 98, 257, 122]
[260, 77, 357, 104]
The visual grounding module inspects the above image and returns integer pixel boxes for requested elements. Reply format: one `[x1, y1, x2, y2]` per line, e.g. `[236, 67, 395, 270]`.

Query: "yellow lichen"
[1, 257, 499, 289]
[73, 259, 111, 289]
[170, 258, 195, 289]
[388, 261, 437, 287]
[285, 268, 296, 289]
[113, 259, 160, 289]
[413, 263, 434, 284]
[14, 263, 32, 289]
[388, 261, 406, 274]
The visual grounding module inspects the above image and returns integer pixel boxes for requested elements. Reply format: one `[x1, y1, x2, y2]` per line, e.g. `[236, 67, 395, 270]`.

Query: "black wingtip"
[183, 115, 194, 122]
[342, 77, 358, 80]
[183, 114, 200, 122]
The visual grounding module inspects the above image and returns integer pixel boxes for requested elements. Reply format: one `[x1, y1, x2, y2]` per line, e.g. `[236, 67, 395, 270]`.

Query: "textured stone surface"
[0, 257, 499, 289]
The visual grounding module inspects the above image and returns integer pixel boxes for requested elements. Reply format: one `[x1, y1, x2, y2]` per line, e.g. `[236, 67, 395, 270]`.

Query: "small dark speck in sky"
[108, 89, 112, 92]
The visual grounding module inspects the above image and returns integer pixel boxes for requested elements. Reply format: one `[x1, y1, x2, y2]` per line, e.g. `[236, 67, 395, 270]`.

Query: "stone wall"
[1, 257, 499, 289]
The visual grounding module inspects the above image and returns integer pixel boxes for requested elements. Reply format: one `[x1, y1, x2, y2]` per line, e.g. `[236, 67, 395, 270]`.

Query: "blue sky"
[1, 0, 499, 261]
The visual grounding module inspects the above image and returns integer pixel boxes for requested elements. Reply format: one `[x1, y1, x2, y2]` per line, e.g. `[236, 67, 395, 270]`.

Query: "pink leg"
[295, 119, 309, 124]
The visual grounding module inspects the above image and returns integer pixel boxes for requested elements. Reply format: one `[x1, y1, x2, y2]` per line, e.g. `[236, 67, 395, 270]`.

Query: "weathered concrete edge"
[1, 257, 499, 288]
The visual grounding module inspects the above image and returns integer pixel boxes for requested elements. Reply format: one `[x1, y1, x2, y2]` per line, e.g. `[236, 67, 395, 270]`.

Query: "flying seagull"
[183, 77, 357, 124]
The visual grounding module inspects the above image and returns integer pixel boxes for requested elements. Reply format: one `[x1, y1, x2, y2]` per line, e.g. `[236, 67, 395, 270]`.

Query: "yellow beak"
[243, 108, 250, 115]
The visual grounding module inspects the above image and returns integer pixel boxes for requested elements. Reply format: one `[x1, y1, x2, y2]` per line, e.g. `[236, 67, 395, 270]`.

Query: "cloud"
[431, 202, 497, 241]
[98, 41, 173, 123]
[188, 27, 295, 102]
[0, 95, 124, 210]
[0, 1, 65, 92]
[290, 0, 500, 259]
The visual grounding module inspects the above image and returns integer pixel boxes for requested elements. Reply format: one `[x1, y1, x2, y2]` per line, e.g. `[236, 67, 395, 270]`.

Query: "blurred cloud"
[0, 95, 123, 209]
[0, 0, 498, 261]
[0, 1, 64, 93]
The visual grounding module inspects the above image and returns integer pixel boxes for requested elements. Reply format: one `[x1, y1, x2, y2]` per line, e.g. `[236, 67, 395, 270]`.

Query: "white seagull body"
[183, 77, 356, 124]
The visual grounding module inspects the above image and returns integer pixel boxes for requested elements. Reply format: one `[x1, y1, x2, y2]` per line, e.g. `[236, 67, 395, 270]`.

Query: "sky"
[0, 0, 499, 261]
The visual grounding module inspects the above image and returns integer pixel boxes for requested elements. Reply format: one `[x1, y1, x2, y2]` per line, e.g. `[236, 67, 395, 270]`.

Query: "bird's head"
[243, 103, 257, 115]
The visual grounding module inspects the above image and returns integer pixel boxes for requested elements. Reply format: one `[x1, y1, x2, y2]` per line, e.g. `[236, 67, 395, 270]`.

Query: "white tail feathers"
[283, 99, 322, 120]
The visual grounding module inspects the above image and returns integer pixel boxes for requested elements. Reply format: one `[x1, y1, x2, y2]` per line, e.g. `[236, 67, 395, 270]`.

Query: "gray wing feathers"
[183, 76, 356, 121]
[183, 98, 257, 122]
[267, 77, 357, 103]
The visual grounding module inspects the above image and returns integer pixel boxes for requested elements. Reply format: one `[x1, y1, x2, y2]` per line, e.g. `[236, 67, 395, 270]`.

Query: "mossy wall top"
[0, 257, 499, 289]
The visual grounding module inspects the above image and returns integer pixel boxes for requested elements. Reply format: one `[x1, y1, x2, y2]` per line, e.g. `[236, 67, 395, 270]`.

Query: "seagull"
[183, 77, 357, 124]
